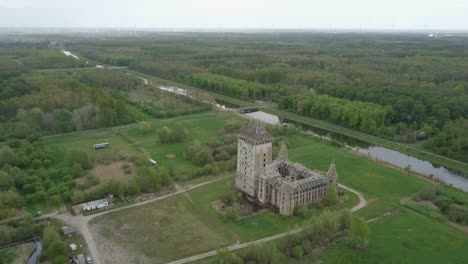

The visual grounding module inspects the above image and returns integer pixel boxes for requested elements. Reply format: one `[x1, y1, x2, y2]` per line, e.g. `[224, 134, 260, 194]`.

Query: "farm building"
[62, 225, 77, 237]
[72, 195, 114, 215]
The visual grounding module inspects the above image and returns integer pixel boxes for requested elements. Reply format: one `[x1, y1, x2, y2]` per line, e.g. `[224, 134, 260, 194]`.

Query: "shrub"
[224, 203, 240, 222]
[292, 245, 304, 258]
[220, 192, 238, 206]
[447, 203, 468, 224]
[69, 163, 83, 178]
[348, 216, 369, 249]
[293, 204, 309, 218]
[417, 187, 438, 201]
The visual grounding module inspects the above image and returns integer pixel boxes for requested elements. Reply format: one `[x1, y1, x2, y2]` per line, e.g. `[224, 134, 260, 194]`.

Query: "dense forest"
[66, 33, 468, 162]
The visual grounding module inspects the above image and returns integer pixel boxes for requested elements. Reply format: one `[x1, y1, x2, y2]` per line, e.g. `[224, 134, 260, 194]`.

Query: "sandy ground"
[90, 223, 159, 264]
[92, 161, 134, 183]
[76, 161, 134, 188]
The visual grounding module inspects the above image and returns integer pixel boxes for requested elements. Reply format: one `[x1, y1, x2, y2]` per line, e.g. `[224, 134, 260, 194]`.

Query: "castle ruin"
[235, 120, 338, 215]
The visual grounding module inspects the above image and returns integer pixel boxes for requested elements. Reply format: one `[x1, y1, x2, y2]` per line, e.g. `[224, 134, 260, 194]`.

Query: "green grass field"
[89, 195, 233, 262]
[43, 112, 468, 263]
[124, 71, 468, 174]
[89, 175, 359, 262]
[325, 208, 468, 264]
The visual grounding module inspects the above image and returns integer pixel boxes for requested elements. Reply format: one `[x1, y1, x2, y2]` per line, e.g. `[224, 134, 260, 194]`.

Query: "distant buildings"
[235, 120, 338, 216]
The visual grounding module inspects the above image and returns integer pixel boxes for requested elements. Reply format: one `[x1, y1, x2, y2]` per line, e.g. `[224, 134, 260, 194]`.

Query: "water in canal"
[150, 85, 468, 190]
[245, 111, 468, 191]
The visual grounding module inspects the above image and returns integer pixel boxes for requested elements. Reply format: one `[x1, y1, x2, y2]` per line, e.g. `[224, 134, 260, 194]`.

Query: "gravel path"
[44, 180, 366, 264]
[167, 183, 367, 264]
[44, 176, 232, 264]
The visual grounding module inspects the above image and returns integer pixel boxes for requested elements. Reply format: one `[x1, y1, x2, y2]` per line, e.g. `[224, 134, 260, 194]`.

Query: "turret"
[276, 143, 288, 161]
[327, 161, 338, 189]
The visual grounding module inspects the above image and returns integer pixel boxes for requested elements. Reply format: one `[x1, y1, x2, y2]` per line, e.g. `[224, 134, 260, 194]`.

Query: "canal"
[153, 84, 468, 191]
[245, 110, 468, 191]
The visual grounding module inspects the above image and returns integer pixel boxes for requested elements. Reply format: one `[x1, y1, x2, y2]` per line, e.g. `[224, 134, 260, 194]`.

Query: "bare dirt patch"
[165, 153, 176, 159]
[92, 161, 134, 183]
[76, 161, 134, 189]
[211, 200, 226, 213]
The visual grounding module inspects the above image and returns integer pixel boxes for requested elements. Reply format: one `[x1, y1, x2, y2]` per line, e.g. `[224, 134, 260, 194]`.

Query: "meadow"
[80, 112, 468, 263]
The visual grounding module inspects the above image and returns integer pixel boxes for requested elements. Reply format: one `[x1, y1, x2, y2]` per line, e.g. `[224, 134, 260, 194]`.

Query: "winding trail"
[44, 177, 366, 264]
[43, 176, 231, 264]
[167, 183, 367, 264]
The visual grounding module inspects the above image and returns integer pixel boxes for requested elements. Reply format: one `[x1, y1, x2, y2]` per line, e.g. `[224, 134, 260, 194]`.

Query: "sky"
[0, 0, 467, 30]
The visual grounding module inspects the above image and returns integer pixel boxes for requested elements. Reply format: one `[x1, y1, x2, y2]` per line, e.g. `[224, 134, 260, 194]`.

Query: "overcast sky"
[0, 0, 467, 30]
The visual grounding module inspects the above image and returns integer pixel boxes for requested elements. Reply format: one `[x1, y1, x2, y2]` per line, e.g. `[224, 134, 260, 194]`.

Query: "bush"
[47, 240, 66, 259]
[292, 245, 304, 258]
[293, 204, 309, 218]
[348, 216, 369, 249]
[224, 203, 240, 222]
[220, 192, 237, 206]
[69, 163, 83, 178]
[417, 187, 438, 201]
[447, 203, 468, 224]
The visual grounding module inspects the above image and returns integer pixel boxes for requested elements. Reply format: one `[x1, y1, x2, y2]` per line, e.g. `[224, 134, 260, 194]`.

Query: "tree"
[348, 216, 369, 249]
[42, 225, 61, 248]
[67, 150, 92, 170]
[158, 126, 171, 143]
[0, 171, 14, 191]
[0, 146, 17, 167]
[71, 190, 85, 204]
[325, 184, 338, 205]
[47, 240, 66, 259]
[321, 210, 339, 237]
[126, 178, 140, 196]
[53, 255, 67, 264]
[213, 249, 244, 264]
[292, 245, 304, 258]
[224, 203, 240, 222]
[69, 163, 83, 178]
[139, 121, 151, 134]
[293, 204, 309, 218]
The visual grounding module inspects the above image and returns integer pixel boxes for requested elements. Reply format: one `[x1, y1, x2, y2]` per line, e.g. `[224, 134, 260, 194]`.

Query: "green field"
[89, 175, 359, 262]
[40, 112, 468, 263]
[325, 208, 468, 264]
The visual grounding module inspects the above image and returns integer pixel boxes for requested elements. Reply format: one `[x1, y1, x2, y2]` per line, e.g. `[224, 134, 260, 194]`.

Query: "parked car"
[86, 256, 93, 264]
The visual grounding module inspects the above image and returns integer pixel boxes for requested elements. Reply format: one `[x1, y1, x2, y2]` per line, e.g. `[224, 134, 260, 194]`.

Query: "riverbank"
[30, 60, 467, 175]
[264, 108, 468, 175]
[120, 70, 467, 175]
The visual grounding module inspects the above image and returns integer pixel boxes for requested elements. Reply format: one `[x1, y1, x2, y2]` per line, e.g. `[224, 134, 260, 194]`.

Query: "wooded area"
[67, 33, 467, 161]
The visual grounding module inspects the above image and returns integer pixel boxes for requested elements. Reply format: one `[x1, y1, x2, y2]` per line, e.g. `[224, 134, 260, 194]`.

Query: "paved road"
[167, 183, 367, 264]
[44, 176, 231, 264]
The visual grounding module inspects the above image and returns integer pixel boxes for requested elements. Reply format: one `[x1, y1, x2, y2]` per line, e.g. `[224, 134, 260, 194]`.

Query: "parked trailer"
[93, 143, 110, 150]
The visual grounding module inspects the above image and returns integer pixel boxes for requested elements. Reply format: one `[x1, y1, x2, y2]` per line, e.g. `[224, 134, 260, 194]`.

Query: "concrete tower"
[235, 119, 272, 198]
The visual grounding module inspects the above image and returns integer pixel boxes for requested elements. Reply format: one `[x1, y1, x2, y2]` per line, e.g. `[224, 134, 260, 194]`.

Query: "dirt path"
[43, 175, 232, 264]
[167, 183, 367, 264]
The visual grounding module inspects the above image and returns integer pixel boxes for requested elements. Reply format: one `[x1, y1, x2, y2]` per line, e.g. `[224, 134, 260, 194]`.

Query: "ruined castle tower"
[327, 161, 339, 193]
[235, 120, 273, 198]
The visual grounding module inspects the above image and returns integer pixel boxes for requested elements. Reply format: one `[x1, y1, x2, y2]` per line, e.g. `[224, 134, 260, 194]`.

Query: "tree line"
[187, 73, 284, 100]
[279, 93, 392, 133]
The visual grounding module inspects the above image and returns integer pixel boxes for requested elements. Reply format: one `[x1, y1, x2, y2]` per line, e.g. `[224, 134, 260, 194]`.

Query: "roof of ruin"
[261, 159, 330, 192]
[240, 119, 272, 143]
